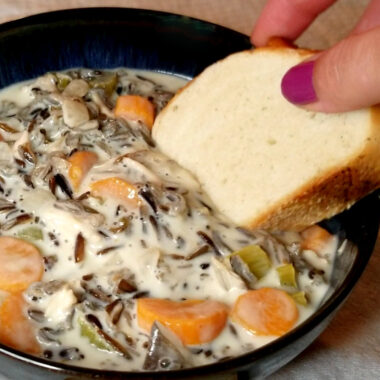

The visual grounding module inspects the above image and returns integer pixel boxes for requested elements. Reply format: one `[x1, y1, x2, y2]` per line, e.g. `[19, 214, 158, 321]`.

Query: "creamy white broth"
[0, 69, 337, 371]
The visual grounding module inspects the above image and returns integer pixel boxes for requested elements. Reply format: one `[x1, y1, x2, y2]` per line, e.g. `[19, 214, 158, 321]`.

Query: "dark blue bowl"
[0, 8, 378, 380]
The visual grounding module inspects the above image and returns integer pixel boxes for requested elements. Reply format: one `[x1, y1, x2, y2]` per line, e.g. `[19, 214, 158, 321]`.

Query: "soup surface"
[0, 69, 338, 371]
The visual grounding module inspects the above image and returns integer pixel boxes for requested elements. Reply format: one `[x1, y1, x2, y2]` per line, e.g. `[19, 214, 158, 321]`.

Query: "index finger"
[251, 0, 337, 46]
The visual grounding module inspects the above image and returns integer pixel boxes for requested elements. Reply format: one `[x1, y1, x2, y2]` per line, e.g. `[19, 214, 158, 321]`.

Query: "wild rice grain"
[74, 233, 85, 263]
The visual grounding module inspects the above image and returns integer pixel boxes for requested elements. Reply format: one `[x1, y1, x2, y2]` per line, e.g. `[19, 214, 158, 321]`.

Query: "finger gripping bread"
[152, 46, 380, 230]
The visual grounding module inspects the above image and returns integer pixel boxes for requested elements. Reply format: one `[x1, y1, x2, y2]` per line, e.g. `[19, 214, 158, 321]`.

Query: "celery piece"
[89, 73, 118, 97]
[78, 315, 114, 352]
[291, 291, 308, 306]
[276, 263, 297, 288]
[78, 314, 131, 358]
[55, 75, 71, 91]
[231, 245, 271, 279]
[17, 226, 43, 242]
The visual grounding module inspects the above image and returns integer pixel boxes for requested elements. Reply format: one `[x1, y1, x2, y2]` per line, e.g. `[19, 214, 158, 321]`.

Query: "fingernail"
[281, 61, 317, 105]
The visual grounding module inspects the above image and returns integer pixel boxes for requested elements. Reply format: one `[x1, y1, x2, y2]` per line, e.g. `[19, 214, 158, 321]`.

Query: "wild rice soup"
[0, 69, 338, 371]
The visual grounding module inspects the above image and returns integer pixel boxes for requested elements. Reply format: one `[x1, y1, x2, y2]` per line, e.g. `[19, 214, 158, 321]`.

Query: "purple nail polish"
[281, 61, 317, 105]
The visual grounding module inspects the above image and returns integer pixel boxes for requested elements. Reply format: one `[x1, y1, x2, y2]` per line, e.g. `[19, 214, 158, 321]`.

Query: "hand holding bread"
[152, 1, 380, 231]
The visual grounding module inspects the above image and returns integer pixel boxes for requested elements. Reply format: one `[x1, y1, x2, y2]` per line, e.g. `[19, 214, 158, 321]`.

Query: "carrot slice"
[231, 288, 299, 336]
[0, 292, 40, 354]
[68, 151, 98, 191]
[301, 225, 333, 254]
[0, 237, 44, 293]
[114, 95, 155, 129]
[90, 177, 141, 208]
[137, 298, 228, 345]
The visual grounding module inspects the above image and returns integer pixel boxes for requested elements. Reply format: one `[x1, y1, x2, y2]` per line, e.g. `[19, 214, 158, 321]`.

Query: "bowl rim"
[0, 6, 249, 47]
[0, 7, 378, 378]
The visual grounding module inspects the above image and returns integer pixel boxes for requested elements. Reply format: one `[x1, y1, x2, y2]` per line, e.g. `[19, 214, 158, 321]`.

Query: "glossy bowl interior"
[0, 8, 379, 380]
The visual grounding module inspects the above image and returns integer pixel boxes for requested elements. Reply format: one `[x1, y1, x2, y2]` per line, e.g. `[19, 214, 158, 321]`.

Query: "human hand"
[251, 0, 380, 112]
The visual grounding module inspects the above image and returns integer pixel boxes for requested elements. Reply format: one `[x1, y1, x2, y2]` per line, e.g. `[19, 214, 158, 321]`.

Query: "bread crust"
[247, 105, 380, 230]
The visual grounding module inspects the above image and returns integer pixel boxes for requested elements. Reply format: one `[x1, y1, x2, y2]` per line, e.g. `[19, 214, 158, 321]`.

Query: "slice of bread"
[152, 46, 380, 230]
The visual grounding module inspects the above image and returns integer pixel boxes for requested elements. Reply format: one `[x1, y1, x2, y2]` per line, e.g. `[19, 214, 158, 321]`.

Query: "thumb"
[281, 26, 380, 112]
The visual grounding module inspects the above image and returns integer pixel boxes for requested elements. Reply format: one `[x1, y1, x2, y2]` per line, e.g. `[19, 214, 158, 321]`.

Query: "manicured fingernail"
[281, 61, 317, 105]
